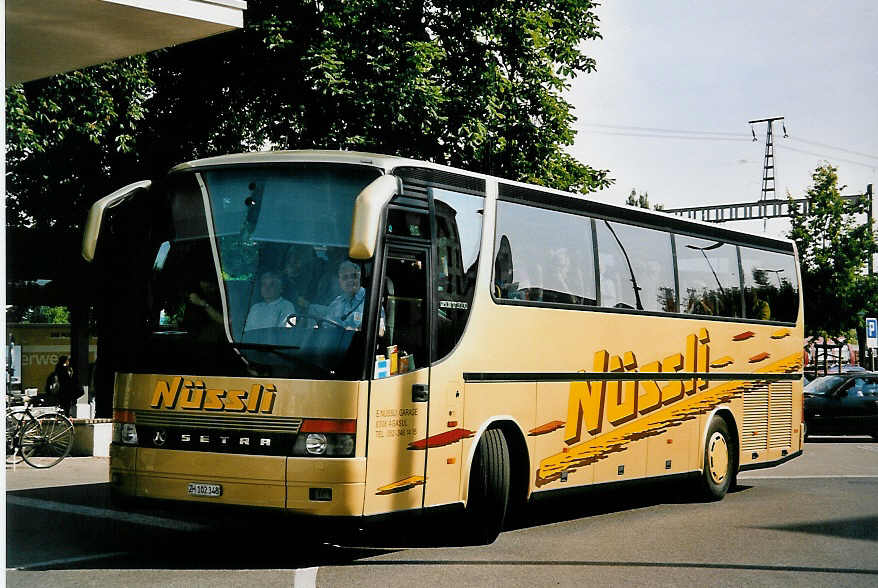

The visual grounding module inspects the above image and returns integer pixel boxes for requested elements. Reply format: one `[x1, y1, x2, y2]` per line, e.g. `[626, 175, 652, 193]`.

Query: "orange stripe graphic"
[529, 421, 566, 436]
[408, 428, 474, 450]
[733, 331, 756, 341]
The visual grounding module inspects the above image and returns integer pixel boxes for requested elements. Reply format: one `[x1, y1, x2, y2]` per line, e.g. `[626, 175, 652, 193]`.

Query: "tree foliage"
[625, 188, 650, 209]
[625, 188, 663, 210]
[6, 58, 152, 231]
[6, 1, 611, 234]
[141, 0, 611, 189]
[788, 163, 875, 337]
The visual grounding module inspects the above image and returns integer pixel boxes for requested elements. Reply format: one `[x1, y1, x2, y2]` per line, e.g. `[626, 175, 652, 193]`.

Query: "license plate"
[187, 482, 222, 497]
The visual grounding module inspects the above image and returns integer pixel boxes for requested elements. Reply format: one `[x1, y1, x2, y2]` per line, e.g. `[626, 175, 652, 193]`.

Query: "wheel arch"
[461, 416, 530, 506]
[703, 406, 740, 474]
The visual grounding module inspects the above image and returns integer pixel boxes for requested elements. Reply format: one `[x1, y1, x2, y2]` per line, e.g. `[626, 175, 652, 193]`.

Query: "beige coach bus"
[83, 151, 803, 543]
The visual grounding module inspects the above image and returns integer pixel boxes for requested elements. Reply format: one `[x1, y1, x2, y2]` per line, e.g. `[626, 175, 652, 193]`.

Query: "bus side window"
[432, 188, 485, 361]
[493, 200, 597, 307]
[595, 220, 675, 312]
[676, 235, 742, 319]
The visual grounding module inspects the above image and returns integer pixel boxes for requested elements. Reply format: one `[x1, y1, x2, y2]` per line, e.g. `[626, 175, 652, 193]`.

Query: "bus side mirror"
[81, 180, 152, 262]
[349, 174, 401, 260]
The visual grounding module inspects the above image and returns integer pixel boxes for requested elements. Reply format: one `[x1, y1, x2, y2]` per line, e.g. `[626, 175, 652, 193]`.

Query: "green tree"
[138, 0, 612, 191]
[7, 2, 611, 235]
[13, 305, 71, 324]
[5, 58, 152, 231]
[788, 163, 874, 337]
[625, 188, 663, 210]
[626, 188, 650, 209]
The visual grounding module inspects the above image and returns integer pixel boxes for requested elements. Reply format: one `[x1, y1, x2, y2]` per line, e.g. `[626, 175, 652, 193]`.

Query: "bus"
[83, 150, 803, 544]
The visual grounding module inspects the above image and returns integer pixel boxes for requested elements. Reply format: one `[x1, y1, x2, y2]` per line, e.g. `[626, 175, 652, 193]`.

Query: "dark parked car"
[804, 373, 878, 439]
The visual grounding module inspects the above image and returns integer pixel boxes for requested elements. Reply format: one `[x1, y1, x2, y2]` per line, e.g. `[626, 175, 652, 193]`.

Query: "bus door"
[364, 245, 432, 514]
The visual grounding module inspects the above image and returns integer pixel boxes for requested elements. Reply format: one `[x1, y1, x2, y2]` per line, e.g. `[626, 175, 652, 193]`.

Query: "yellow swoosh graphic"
[376, 475, 426, 495]
[535, 352, 801, 488]
[710, 356, 734, 368]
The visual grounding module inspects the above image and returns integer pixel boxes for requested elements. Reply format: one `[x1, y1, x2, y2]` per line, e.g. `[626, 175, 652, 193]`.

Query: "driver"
[244, 271, 297, 331]
[313, 261, 385, 335]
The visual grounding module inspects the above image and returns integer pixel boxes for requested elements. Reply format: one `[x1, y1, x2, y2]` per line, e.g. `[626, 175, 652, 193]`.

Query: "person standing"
[45, 355, 77, 415]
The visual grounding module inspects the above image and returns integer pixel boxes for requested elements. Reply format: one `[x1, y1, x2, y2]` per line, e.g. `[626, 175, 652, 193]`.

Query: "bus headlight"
[113, 409, 138, 445]
[292, 419, 356, 457]
[293, 433, 356, 457]
[113, 423, 138, 445]
[332, 434, 355, 456]
[305, 433, 327, 455]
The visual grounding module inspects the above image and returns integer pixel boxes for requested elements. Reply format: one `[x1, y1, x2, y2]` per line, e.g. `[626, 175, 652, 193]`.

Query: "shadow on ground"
[7, 476, 750, 569]
[756, 515, 878, 542]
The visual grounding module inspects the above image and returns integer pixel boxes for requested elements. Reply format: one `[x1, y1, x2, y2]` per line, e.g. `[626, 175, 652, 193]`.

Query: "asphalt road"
[6, 436, 878, 587]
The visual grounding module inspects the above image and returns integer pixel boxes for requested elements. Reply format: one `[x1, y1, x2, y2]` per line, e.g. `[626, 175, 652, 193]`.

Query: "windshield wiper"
[230, 341, 337, 376]
[228, 342, 302, 364]
[229, 342, 300, 351]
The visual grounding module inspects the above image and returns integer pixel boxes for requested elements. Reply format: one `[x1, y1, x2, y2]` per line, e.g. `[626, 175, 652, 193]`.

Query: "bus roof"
[169, 150, 432, 175]
[169, 150, 796, 250]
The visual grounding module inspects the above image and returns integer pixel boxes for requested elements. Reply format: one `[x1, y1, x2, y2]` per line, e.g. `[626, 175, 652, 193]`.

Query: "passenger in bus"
[515, 263, 542, 301]
[244, 271, 297, 331]
[187, 278, 224, 327]
[311, 261, 385, 336]
[282, 244, 327, 315]
[184, 273, 226, 340]
[547, 247, 585, 304]
[493, 235, 517, 298]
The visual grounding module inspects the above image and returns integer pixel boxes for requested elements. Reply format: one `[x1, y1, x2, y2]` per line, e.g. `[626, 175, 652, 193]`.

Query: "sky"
[568, 1, 878, 239]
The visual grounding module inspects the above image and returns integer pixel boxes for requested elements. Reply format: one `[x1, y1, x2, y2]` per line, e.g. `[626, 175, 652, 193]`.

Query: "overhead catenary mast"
[748, 116, 787, 229]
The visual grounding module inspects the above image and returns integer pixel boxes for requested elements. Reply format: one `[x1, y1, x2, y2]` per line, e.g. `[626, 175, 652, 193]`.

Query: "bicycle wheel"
[20, 412, 75, 468]
[5, 411, 26, 465]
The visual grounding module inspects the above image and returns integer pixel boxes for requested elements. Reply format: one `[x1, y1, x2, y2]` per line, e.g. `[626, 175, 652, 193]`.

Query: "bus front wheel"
[465, 428, 510, 544]
[697, 416, 734, 501]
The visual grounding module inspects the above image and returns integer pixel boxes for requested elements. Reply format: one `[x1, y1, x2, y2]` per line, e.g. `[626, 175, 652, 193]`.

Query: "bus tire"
[697, 417, 734, 501]
[465, 428, 510, 544]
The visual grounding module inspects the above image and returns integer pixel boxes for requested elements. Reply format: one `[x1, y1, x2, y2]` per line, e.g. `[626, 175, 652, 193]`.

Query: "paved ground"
[5, 436, 878, 587]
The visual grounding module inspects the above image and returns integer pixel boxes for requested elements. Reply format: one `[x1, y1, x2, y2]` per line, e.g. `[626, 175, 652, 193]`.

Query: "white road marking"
[10, 551, 128, 570]
[6, 496, 208, 531]
[293, 566, 319, 587]
[738, 474, 878, 479]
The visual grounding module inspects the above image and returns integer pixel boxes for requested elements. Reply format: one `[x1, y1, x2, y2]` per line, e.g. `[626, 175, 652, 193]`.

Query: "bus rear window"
[740, 246, 799, 322]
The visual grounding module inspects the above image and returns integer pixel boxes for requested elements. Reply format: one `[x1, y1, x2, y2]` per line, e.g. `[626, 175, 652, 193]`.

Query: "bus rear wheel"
[697, 417, 734, 501]
[465, 428, 510, 544]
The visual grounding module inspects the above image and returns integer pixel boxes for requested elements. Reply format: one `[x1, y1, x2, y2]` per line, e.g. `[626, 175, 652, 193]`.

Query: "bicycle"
[5, 394, 75, 468]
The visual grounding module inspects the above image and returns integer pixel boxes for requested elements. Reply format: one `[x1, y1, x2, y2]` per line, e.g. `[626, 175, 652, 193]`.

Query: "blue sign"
[867, 317, 878, 348]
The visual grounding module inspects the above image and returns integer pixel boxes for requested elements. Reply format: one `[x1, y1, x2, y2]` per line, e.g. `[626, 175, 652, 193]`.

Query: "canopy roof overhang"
[6, 0, 247, 86]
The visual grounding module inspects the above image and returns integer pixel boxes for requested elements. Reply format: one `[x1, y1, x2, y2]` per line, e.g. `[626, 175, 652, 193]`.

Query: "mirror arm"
[349, 174, 401, 259]
[81, 180, 152, 262]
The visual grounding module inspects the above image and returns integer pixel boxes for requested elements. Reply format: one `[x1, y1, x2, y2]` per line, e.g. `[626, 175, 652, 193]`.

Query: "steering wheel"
[285, 313, 345, 330]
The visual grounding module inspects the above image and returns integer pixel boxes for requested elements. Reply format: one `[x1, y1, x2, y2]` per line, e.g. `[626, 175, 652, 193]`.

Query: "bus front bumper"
[110, 444, 366, 516]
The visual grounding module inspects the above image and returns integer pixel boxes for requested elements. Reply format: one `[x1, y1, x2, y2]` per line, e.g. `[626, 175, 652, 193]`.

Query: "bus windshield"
[142, 163, 383, 380]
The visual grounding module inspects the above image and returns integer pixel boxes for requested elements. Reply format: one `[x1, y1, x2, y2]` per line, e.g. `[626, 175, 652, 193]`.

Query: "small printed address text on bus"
[374, 408, 418, 439]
